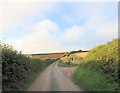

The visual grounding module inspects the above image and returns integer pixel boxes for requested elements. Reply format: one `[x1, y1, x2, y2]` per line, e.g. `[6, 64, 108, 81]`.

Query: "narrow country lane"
[27, 60, 82, 91]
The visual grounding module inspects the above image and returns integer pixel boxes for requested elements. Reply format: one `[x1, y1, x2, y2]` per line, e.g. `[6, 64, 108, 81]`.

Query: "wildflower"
[109, 61, 113, 64]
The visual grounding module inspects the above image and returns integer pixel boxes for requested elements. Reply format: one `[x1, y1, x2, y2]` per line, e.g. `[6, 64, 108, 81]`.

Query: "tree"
[78, 49, 82, 52]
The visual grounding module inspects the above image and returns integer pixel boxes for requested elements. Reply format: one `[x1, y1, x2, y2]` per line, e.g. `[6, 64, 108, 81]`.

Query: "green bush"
[73, 39, 119, 91]
[84, 39, 118, 64]
[69, 50, 82, 54]
[82, 39, 118, 78]
[2, 43, 56, 91]
[60, 55, 83, 65]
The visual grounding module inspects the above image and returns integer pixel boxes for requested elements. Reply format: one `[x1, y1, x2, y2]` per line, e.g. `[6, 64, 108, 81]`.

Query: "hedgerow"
[84, 39, 118, 64]
[75, 39, 119, 91]
[2, 43, 56, 91]
[83, 39, 118, 76]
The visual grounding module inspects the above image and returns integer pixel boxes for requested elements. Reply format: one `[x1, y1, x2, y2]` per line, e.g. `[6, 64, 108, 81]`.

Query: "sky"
[0, 0, 118, 54]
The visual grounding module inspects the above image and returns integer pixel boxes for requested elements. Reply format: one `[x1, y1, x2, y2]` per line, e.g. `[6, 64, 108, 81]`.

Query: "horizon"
[24, 49, 90, 55]
[0, 1, 118, 54]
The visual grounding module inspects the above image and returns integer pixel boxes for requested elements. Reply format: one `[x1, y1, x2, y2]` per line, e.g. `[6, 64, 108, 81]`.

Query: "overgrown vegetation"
[2, 43, 57, 91]
[73, 39, 119, 91]
[61, 55, 83, 64]
[58, 54, 83, 67]
[58, 60, 78, 67]
[84, 39, 118, 64]
[73, 67, 118, 91]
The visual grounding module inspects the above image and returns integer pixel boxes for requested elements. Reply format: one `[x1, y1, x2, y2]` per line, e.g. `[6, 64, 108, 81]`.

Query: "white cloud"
[2, 2, 117, 53]
[33, 20, 59, 33]
[84, 15, 118, 41]
[95, 25, 117, 40]
[0, 2, 57, 38]
[1, 0, 119, 3]
[8, 20, 62, 53]
[7, 16, 117, 53]
[64, 25, 84, 43]
[8, 20, 86, 53]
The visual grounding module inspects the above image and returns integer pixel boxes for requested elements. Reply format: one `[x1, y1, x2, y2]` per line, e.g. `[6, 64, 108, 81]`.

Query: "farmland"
[71, 51, 89, 58]
[25, 53, 65, 59]
[58, 51, 89, 67]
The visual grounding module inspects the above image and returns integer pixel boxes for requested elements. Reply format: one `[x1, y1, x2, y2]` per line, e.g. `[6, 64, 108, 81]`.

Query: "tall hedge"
[84, 39, 118, 64]
[1, 43, 56, 91]
[80, 39, 118, 81]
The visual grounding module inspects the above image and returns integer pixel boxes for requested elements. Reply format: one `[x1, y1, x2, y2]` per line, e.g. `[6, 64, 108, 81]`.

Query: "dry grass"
[72, 52, 89, 58]
[26, 54, 64, 59]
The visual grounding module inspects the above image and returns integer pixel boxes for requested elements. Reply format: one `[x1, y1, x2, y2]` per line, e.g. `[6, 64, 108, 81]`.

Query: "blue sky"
[0, 1, 118, 54]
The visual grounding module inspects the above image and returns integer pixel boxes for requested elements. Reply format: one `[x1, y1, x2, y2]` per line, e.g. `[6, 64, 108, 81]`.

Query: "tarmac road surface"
[27, 60, 82, 91]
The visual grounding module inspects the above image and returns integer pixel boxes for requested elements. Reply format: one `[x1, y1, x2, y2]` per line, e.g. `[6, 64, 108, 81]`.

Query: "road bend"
[27, 60, 82, 91]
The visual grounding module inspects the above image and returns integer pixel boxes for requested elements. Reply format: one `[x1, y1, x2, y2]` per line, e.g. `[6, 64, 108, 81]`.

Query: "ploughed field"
[26, 53, 64, 59]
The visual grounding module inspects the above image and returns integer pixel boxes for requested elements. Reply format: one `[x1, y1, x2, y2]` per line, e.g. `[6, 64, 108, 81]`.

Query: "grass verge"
[17, 65, 49, 91]
[58, 61, 78, 67]
[73, 67, 118, 91]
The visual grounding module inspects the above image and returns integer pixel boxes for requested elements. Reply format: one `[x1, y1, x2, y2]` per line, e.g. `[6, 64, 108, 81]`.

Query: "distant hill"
[25, 52, 67, 59]
[25, 50, 90, 59]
